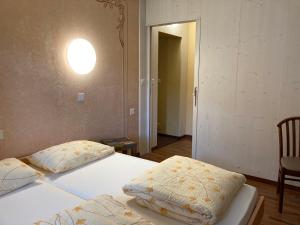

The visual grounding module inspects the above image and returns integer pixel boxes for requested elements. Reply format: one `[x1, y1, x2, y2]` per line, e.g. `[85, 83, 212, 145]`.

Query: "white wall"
[146, 0, 300, 181]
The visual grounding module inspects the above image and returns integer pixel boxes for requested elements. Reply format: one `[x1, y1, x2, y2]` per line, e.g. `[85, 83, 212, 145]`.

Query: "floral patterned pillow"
[28, 140, 114, 173]
[0, 158, 42, 196]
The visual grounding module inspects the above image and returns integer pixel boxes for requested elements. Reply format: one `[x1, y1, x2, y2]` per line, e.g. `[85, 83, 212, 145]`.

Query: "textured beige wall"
[146, 0, 300, 181]
[0, 0, 139, 159]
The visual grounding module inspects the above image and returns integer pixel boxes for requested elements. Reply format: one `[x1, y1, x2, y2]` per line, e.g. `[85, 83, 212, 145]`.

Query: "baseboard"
[182, 135, 192, 140]
[157, 133, 192, 139]
[157, 133, 181, 139]
[245, 174, 300, 191]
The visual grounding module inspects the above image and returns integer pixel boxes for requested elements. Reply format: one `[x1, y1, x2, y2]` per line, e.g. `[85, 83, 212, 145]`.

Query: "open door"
[149, 21, 199, 158]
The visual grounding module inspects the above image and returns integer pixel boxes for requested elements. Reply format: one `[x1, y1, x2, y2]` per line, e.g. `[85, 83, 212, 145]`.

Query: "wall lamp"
[67, 38, 96, 75]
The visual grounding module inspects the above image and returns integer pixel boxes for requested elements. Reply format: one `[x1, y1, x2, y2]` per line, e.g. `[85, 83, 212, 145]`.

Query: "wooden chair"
[277, 117, 300, 213]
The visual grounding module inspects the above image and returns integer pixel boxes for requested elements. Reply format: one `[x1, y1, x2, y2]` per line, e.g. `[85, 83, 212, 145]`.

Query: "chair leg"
[276, 169, 281, 194]
[278, 170, 285, 213]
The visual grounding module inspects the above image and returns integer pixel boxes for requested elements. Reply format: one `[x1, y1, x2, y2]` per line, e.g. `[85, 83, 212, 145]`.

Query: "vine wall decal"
[96, 0, 128, 137]
[96, 0, 126, 48]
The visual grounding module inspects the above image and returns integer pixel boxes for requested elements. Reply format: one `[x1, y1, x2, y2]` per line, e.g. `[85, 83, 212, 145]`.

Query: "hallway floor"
[155, 134, 179, 149]
[144, 136, 192, 162]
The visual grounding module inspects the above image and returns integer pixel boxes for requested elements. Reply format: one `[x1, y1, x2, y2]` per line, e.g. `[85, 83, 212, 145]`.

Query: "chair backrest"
[277, 117, 300, 158]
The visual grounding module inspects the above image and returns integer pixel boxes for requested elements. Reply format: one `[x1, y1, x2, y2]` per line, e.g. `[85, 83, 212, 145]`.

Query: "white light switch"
[77, 93, 86, 102]
[129, 108, 135, 116]
[0, 130, 4, 140]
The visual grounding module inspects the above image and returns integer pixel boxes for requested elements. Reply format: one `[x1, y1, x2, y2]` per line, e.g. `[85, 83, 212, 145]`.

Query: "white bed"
[0, 181, 84, 225]
[45, 153, 157, 198]
[42, 152, 258, 225]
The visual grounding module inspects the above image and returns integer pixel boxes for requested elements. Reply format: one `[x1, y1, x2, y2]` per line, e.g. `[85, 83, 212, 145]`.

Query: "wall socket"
[0, 130, 4, 140]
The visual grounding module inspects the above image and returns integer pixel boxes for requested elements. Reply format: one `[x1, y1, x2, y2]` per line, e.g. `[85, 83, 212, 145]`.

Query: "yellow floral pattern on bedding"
[123, 156, 246, 225]
[34, 195, 154, 225]
[28, 140, 114, 173]
[0, 158, 42, 196]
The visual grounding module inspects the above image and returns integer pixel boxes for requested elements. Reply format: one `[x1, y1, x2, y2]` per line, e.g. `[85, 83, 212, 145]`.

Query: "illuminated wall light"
[67, 38, 96, 75]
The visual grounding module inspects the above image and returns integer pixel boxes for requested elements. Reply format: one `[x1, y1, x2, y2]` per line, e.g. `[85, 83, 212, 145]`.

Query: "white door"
[192, 20, 201, 159]
[149, 21, 201, 157]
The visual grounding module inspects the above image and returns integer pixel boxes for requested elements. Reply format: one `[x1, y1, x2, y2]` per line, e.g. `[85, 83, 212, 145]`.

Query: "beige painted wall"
[0, 0, 139, 159]
[146, 0, 300, 181]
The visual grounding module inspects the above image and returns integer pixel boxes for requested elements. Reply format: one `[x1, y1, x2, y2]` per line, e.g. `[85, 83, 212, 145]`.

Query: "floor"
[155, 134, 179, 149]
[142, 138, 300, 225]
[145, 136, 192, 162]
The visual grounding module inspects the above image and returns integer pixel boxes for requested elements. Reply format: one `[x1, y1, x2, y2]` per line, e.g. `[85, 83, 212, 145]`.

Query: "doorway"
[149, 22, 197, 159]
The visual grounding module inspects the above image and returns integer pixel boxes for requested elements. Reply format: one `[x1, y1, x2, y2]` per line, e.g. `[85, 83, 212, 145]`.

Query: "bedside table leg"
[131, 146, 139, 157]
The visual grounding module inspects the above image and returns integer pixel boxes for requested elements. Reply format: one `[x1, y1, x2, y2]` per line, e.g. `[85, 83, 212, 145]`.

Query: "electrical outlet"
[0, 130, 4, 140]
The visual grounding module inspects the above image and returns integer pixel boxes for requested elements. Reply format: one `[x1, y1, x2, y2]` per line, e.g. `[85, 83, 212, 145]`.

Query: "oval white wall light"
[67, 38, 96, 75]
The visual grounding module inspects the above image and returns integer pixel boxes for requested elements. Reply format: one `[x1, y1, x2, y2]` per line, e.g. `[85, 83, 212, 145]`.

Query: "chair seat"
[281, 157, 300, 172]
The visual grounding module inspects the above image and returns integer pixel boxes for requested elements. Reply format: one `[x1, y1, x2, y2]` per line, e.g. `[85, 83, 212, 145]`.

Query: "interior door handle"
[194, 87, 198, 107]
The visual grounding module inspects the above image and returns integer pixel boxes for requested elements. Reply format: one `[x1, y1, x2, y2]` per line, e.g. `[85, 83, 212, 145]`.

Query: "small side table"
[100, 138, 139, 157]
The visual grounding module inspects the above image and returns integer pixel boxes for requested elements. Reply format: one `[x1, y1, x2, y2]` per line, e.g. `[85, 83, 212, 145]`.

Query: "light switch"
[129, 108, 135, 116]
[0, 130, 4, 140]
[77, 93, 86, 102]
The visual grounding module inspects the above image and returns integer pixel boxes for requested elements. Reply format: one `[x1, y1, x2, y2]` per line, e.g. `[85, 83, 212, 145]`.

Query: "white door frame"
[143, 18, 201, 159]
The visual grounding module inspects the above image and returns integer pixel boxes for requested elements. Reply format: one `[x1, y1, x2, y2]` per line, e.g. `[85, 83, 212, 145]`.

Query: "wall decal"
[96, 0, 126, 48]
[96, 0, 128, 137]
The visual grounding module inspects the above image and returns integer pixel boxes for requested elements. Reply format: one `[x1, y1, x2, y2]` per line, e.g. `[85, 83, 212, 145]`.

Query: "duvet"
[34, 195, 154, 225]
[123, 156, 246, 225]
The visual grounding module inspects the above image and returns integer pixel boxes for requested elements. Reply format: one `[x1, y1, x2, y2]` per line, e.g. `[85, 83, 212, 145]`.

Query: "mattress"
[46, 153, 157, 198]
[0, 181, 84, 225]
[44, 153, 258, 225]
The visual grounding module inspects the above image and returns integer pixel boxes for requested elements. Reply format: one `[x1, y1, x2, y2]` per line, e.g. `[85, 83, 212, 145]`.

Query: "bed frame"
[247, 196, 265, 225]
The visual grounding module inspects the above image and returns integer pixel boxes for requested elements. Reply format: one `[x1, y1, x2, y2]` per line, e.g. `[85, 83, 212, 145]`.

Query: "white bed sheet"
[0, 181, 84, 225]
[44, 153, 258, 225]
[45, 153, 157, 198]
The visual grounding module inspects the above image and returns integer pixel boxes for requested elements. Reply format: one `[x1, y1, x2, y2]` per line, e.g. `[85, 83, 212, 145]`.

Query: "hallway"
[144, 136, 192, 162]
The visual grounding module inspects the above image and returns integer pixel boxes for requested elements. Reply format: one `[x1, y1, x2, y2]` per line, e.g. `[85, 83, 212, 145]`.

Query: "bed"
[115, 184, 259, 225]
[0, 181, 84, 225]
[44, 153, 157, 197]
[34, 152, 264, 225]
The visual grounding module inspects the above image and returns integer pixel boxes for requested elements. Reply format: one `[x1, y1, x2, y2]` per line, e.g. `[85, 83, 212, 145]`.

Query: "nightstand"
[100, 138, 139, 157]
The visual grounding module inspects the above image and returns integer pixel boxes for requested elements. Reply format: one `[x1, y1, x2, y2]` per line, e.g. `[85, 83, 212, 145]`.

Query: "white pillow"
[28, 140, 114, 173]
[0, 158, 42, 196]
